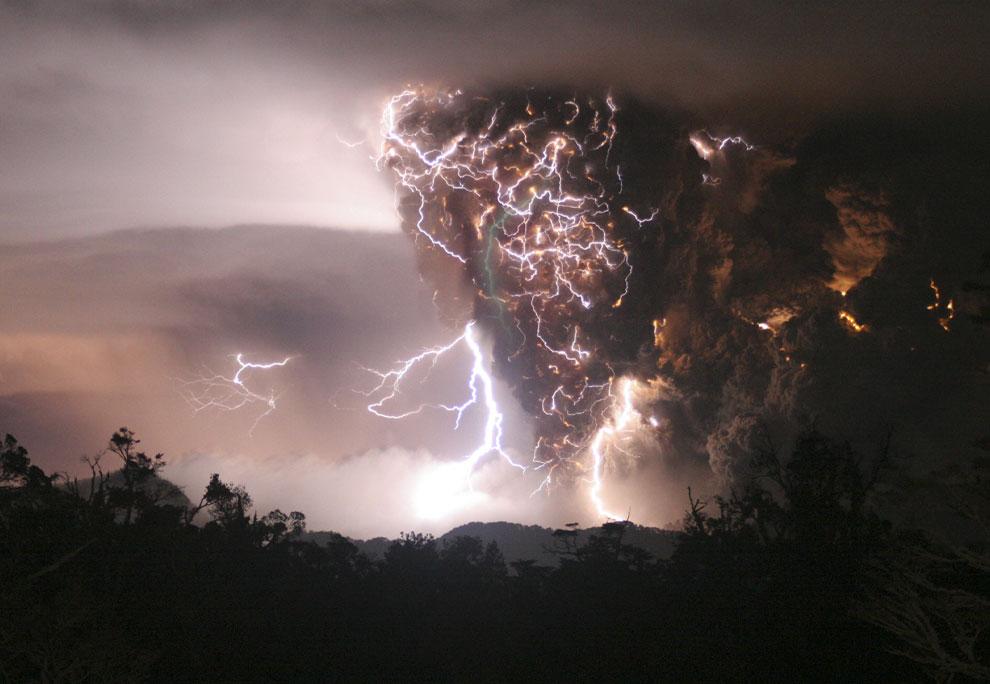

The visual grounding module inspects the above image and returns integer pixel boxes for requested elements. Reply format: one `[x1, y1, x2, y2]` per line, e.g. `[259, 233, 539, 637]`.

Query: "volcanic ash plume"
[377, 87, 989, 516]
[378, 88, 714, 497]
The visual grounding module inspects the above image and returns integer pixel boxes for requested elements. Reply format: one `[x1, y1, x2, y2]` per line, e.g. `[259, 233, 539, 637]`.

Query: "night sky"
[1, 0, 988, 537]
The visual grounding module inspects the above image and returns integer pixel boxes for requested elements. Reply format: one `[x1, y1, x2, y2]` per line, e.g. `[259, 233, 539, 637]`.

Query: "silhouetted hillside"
[303, 531, 393, 559]
[305, 521, 677, 565]
[3, 427, 986, 681]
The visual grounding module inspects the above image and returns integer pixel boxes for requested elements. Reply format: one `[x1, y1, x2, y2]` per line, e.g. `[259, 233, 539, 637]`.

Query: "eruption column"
[375, 86, 669, 517]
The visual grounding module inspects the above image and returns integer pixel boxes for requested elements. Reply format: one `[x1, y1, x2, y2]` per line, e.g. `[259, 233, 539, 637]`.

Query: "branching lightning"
[588, 377, 645, 520]
[334, 133, 367, 149]
[359, 321, 526, 477]
[689, 131, 757, 186]
[177, 354, 292, 435]
[373, 87, 664, 518]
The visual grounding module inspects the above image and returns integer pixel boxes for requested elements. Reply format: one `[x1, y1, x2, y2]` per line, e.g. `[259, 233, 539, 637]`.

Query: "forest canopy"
[1, 426, 986, 681]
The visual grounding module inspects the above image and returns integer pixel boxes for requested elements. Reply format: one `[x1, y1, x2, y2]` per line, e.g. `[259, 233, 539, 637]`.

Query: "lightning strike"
[360, 321, 526, 503]
[374, 87, 677, 515]
[622, 205, 660, 226]
[709, 133, 756, 152]
[689, 131, 756, 185]
[589, 377, 643, 520]
[177, 354, 293, 435]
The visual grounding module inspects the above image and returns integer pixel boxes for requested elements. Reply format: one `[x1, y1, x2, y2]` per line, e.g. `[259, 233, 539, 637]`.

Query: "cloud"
[2, 1, 989, 239]
[0, 227, 446, 467]
[823, 186, 896, 294]
[382, 88, 990, 502]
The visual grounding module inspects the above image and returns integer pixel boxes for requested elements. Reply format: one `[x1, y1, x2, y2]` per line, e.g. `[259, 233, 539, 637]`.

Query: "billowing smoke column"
[170, 87, 986, 524]
[376, 88, 706, 509]
[162, 87, 984, 525]
[372, 87, 988, 521]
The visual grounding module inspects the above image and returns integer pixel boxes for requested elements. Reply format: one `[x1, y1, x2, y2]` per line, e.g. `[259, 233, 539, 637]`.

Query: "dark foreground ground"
[1, 427, 987, 682]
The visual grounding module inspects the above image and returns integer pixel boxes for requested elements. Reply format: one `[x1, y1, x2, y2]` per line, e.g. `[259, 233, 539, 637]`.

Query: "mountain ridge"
[304, 520, 678, 565]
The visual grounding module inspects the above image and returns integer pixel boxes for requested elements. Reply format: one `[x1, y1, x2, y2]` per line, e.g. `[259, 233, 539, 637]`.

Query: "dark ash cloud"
[2, 1, 989, 239]
[382, 88, 989, 504]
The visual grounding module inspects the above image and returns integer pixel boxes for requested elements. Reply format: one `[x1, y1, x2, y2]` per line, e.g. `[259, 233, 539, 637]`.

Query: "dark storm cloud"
[694, 112, 990, 481]
[11, 0, 989, 106]
[3, 1, 990, 238]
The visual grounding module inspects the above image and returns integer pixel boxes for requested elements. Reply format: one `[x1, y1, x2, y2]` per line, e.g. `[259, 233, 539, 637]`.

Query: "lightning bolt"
[360, 321, 526, 483]
[372, 87, 672, 518]
[177, 354, 292, 435]
[689, 130, 757, 186]
[588, 377, 644, 520]
[334, 132, 367, 149]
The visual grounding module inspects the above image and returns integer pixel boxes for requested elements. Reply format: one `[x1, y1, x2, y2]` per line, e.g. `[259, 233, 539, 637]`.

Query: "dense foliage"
[1, 428, 986, 682]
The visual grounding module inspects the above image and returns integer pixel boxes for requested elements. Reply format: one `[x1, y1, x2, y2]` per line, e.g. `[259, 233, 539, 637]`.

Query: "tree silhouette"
[0, 433, 52, 490]
[107, 427, 166, 524]
[857, 457, 990, 680]
[0, 424, 979, 681]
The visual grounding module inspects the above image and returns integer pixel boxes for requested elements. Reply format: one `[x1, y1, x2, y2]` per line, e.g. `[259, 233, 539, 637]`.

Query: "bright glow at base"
[361, 321, 527, 475]
[413, 460, 484, 520]
[362, 323, 657, 521]
[589, 377, 645, 520]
